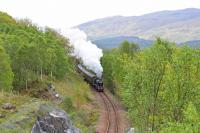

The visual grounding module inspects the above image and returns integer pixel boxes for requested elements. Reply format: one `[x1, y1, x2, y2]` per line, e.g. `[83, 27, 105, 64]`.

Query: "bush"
[63, 96, 74, 112]
[102, 38, 200, 132]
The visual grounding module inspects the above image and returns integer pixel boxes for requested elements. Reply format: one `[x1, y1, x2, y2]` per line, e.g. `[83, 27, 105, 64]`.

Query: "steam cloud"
[62, 28, 103, 77]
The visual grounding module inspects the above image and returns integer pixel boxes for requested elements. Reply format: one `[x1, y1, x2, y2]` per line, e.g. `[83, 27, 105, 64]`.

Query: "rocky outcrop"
[31, 109, 81, 133]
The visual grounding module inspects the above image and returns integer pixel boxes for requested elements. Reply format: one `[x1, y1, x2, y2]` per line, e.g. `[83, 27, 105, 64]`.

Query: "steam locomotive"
[77, 64, 104, 92]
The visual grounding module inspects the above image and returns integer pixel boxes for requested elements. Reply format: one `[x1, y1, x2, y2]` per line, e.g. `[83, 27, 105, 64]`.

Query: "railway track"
[99, 92, 119, 133]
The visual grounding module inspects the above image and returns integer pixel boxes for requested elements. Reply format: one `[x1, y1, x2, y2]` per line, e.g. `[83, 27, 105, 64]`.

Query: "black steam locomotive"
[77, 64, 104, 92]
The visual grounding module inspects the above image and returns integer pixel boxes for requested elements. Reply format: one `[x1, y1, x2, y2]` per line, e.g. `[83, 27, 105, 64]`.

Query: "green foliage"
[0, 12, 72, 90]
[159, 103, 200, 133]
[102, 38, 200, 132]
[101, 51, 115, 92]
[0, 45, 13, 91]
[0, 12, 16, 24]
[119, 40, 139, 56]
[63, 96, 74, 112]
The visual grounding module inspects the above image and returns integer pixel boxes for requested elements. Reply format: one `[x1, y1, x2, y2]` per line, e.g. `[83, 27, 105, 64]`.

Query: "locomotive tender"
[77, 64, 104, 92]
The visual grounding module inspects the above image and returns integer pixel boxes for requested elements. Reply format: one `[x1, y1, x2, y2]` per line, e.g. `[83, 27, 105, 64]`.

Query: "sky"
[0, 0, 200, 30]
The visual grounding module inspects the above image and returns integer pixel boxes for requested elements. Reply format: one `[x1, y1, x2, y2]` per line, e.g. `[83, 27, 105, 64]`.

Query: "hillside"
[93, 36, 200, 49]
[93, 36, 153, 49]
[0, 12, 97, 133]
[180, 40, 200, 47]
[77, 8, 200, 43]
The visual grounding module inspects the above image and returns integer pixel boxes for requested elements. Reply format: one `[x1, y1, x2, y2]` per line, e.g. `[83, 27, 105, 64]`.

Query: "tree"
[0, 16, 71, 90]
[102, 51, 114, 93]
[102, 38, 200, 132]
[0, 11, 16, 24]
[0, 45, 13, 91]
[119, 40, 139, 56]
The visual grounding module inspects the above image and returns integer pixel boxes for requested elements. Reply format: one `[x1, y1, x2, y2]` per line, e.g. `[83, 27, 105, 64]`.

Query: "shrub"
[63, 96, 74, 112]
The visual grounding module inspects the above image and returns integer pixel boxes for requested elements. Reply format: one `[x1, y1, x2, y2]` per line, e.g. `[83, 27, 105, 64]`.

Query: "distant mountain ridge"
[180, 40, 200, 47]
[93, 36, 200, 49]
[77, 8, 200, 43]
[93, 36, 153, 49]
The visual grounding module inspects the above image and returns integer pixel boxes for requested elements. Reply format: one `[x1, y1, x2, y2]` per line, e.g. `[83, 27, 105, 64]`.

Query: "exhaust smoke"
[62, 28, 103, 77]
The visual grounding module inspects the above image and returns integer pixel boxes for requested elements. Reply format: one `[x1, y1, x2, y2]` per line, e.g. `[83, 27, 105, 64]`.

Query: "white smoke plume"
[62, 28, 103, 77]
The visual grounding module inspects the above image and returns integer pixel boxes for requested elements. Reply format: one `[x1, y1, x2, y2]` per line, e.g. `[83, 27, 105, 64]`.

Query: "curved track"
[99, 92, 119, 133]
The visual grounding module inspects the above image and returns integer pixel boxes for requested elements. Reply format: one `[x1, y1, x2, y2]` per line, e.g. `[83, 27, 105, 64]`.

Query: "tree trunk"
[51, 71, 53, 78]
[26, 79, 28, 90]
[40, 66, 43, 80]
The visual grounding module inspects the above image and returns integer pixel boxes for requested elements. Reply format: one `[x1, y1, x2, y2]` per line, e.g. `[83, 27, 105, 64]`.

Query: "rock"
[55, 93, 59, 98]
[37, 104, 55, 116]
[50, 91, 63, 104]
[2, 103, 16, 110]
[31, 109, 81, 133]
[1, 124, 16, 129]
[0, 113, 5, 118]
[15, 117, 31, 126]
[47, 83, 55, 91]
[126, 128, 135, 133]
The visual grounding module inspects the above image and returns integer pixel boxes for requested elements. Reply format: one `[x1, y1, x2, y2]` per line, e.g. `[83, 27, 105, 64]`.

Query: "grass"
[54, 73, 98, 133]
[0, 91, 31, 124]
[0, 91, 50, 132]
[0, 72, 99, 133]
[55, 73, 91, 108]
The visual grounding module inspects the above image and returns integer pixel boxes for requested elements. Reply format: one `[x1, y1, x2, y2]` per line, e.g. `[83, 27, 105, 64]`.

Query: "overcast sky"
[0, 0, 200, 30]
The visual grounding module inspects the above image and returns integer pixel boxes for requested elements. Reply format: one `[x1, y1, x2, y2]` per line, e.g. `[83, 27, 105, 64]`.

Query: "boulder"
[126, 128, 135, 133]
[2, 103, 16, 110]
[31, 109, 81, 133]
[0, 113, 5, 118]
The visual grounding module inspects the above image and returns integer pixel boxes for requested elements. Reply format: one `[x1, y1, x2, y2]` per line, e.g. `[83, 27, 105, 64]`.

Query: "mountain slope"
[93, 36, 153, 49]
[77, 8, 200, 43]
[181, 40, 200, 47]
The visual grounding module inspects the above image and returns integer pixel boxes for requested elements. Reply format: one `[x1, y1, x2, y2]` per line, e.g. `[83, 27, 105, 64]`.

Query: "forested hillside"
[102, 39, 200, 132]
[0, 12, 97, 132]
[0, 11, 71, 91]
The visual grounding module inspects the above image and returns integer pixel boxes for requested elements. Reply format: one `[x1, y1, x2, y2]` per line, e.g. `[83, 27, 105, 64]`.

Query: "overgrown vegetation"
[102, 39, 200, 132]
